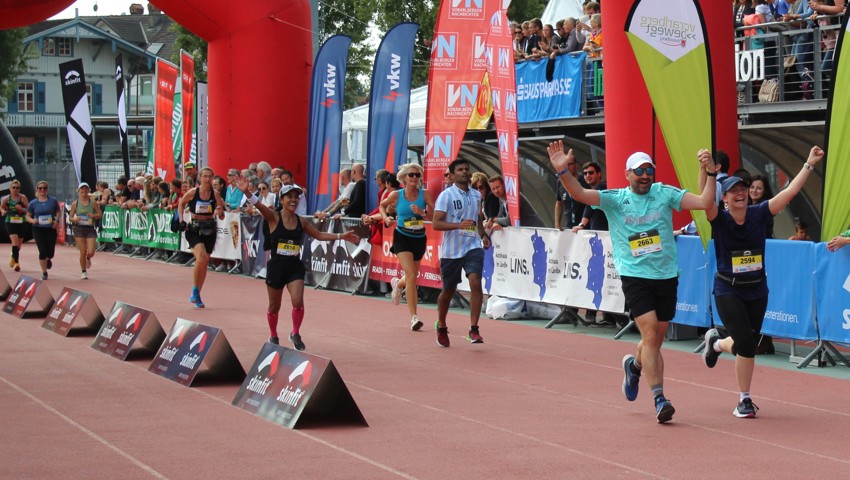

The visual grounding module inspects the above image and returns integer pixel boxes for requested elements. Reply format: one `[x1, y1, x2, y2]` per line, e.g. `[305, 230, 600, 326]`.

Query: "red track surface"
[1, 246, 849, 479]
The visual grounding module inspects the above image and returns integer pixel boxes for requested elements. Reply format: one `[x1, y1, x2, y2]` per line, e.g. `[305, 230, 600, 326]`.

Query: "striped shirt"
[435, 184, 483, 259]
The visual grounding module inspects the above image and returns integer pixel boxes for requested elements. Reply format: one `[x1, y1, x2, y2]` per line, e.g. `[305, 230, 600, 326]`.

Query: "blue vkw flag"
[307, 35, 352, 213]
[366, 22, 419, 213]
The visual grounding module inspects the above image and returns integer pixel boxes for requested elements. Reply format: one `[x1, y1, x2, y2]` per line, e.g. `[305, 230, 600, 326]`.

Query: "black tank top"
[188, 187, 217, 217]
[268, 213, 304, 259]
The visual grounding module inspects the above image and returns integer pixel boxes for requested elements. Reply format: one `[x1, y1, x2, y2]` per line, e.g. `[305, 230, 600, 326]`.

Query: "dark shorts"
[714, 294, 768, 358]
[621, 275, 679, 322]
[73, 225, 98, 239]
[265, 257, 306, 289]
[391, 232, 427, 261]
[185, 228, 216, 254]
[440, 248, 485, 289]
[32, 227, 57, 260]
[4, 221, 27, 237]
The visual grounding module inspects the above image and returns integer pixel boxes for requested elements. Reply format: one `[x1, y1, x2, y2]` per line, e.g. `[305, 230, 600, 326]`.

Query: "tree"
[507, 0, 548, 24]
[171, 24, 208, 82]
[375, 0, 438, 89]
[0, 28, 35, 117]
[318, 0, 378, 109]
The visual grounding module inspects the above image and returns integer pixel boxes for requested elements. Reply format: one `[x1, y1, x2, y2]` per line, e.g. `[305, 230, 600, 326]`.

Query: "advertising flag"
[467, 72, 493, 130]
[625, 0, 714, 246]
[307, 35, 352, 213]
[154, 59, 178, 181]
[180, 51, 196, 168]
[58, 58, 97, 187]
[822, 16, 850, 239]
[366, 22, 419, 213]
[423, 0, 493, 201]
[485, 6, 521, 226]
[172, 91, 183, 175]
[115, 53, 130, 179]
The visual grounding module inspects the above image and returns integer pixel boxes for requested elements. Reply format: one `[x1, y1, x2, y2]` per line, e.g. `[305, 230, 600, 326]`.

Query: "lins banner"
[307, 35, 352, 214]
[366, 22, 419, 213]
[154, 59, 179, 181]
[625, 0, 714, 246]
[58, 59, 97, 187]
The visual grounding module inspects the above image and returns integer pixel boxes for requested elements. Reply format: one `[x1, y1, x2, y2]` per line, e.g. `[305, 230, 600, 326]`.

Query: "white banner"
[180, 211, 242, 261]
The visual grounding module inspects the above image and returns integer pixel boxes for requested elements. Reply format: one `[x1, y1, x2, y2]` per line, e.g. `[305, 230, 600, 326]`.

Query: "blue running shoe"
[733, 398, 759, 418]
[621, 354, 640, 401]
[189, 291, 204, 308]
[655, 396, 675, 424]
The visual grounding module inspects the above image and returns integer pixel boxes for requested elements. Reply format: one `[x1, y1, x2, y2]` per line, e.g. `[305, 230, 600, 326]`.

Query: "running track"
[1, 246, 848, 479]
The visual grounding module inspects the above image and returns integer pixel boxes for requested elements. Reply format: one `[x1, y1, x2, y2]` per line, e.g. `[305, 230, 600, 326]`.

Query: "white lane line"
[0, 374, 169, 480]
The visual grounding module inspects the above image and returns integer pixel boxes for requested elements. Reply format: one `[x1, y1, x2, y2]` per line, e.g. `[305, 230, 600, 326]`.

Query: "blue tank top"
[395, 188, 426, 238]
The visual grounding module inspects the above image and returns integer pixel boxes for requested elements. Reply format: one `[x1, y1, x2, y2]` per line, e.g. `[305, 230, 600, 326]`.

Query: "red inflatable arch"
[0, 0, 313, 184]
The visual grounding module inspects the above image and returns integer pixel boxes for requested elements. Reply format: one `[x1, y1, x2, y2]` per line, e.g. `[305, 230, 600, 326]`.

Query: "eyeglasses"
[407, 172, 422, 178]
[582, 171, 596, 176]
[631, 167, 656, 176]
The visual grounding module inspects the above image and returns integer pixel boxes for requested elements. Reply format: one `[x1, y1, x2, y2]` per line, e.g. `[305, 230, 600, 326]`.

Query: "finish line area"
[1, 245, 848, 479]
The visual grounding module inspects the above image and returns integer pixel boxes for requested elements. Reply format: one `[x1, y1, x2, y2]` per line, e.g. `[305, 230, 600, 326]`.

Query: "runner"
[702, 146, 824, 418]
[68, 182, 102, 279]
[381, 163, 435, 331]
[177, 167, 225, 308]
[26, 181, 61, 281]
[236, 175, 358, 350]
[0, 180, 29, 272]
[548, 141, 716, 423]
[432, 159, 491, 348]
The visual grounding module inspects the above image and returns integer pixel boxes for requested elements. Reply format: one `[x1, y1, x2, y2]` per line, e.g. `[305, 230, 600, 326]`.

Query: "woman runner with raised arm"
[236, 175, 359, 350]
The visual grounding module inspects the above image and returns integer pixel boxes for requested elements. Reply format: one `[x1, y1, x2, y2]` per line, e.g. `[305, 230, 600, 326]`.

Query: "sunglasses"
[37, 186, 48, 190]
[10, 186, 20, 190]
[582, 171, 596, 176]
[407, 172, 422, 178]
[632, 167, 656, 176]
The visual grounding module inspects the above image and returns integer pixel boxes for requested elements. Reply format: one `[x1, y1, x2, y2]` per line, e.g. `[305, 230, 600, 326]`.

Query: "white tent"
[541, 0, 584, 25]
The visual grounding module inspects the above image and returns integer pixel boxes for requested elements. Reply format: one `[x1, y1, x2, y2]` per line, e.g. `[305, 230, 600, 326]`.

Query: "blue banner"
[710, 239, 818, 340]
[366, 23, 419, 213]
[672, 236, 710, 328]
[515, 53, 583, 123]
[814, 244, 850, 344]
[307, 35, 352, 213]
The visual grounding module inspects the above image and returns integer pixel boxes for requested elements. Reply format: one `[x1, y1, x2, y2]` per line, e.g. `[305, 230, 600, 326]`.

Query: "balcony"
[3, 113, 66, 128]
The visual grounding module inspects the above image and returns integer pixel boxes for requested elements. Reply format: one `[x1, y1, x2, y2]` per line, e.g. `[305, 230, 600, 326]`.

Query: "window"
[42, 39, 55, 56]
[86, 84, 93, 113]
[17, 82, 34, 112]
[57, 38, 72, 56]
[18, 137, 34, 164]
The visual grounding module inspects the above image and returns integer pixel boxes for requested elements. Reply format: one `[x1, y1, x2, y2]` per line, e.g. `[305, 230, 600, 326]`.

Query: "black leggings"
[32, 227, 57, 260]
[714, 294, 768, 358]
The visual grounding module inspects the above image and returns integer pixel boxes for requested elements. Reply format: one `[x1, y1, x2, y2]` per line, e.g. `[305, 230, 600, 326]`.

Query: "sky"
[50, 1, 148, 20]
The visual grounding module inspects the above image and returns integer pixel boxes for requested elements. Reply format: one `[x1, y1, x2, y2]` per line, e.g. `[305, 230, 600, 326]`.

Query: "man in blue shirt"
[548, 141, 716, 423]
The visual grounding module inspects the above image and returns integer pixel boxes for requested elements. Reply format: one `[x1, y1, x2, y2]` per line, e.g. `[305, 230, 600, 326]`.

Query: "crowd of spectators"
[512, 1, 603, 64]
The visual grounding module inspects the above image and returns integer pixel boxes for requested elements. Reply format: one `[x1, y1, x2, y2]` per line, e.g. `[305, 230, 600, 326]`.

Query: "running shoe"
[621, 354, 640, 401]
[9, 255, 14, 268]
[391, 277, 401, 305]
[41, 272, 48, 281]
[703, 328, 721, 368]
[269, 336, 279, 345]
[466, 329, 484, 344]
[86, 257, 92, 270]
[46, 258, 52, 270]
[14, 263, 20, 272]
[733, 398, 759, 418]
[81, 272, 88, 280]
[655, 395, 676, 424]
[289, 333, 305, 351]
[189, 292, 205, 308]
[436, 323, 450, 348]
[410, 315, 423, 331]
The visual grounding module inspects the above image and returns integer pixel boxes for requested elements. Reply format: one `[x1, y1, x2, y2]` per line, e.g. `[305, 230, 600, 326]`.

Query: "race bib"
[276, 241, 301, 257]
[37, 215, 53, 225]
[403, 217, 424, 230]
[195, 201, 213, 214]
[78, 215, 91, 226]
[731, 249, 763, 274]
[459, 224, 478, 237]
[628, 229, 662, 257]
[8, 215, 23, 224]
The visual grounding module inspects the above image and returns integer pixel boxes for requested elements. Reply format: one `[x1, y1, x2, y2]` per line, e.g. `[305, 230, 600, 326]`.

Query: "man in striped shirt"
[433, 159, 492, 348]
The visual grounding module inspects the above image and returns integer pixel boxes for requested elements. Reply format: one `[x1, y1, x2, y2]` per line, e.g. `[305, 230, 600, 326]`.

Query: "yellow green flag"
[625, 0, 713, 246]
[822, 18, 850, 239]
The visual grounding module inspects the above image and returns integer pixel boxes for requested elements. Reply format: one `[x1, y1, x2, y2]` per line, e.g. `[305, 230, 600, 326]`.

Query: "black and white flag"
[59, 59, 97, 186]
[115, 54, 130, 179]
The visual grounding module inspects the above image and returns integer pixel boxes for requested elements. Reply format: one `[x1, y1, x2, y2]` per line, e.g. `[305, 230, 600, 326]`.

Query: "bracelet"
[247, 194, 259, 205]
[555, 166, 570, 178]
[705, 171, 717, 177]
[803, 163, 814, 171]
[337, 233, 341, 240]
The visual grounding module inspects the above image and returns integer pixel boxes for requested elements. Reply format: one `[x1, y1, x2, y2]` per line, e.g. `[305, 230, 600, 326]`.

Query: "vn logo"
[425, 134, 452, 160]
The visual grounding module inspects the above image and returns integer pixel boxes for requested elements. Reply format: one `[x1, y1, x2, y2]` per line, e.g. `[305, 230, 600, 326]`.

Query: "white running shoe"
[391, 277, 401, 305]
[81, 272, 88, 280]
[410, 315, 423, 331]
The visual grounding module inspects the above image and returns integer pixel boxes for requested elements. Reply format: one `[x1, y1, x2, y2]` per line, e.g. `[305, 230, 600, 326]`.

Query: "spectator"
[811, 0, 846, 79]
[748, 174, 775, 238]
[732, 168, 753, 184]
[167, 179, 182, 210]
[784, 0, 815, 99]
[270, 178, 283, 209]
[553, 18, 583, 58]
[212, 175, 226, 198]
[520, 21, 533, 56]
[734, 0, 756, 30]
[156, 181, 170, 209]
[443, 167, 453, 190]
[788, 219, 812, 240]
[554, 153, 589, 230]
[271, 167, 283, 180]
[345, 163, 368, 218]
[224, 168, 246, 212]
[256, 161, 273, 185]
[572, 162, 608, 232]
[826, 224, 850, 251]
[95, 181, 112, 211]
[114, 177, 130, 204]
[258, 182, 276, 208]
[485, 175, 545, 228]
[513, 24, 526, 61]
[314, 168, 353, 219]
[577, 1, 602, 44]
[525, 18, 542, 57]
[583, 13, 604, 113]
[713, 150, 731, 207]
[279, 169, 306, 215]
[183, 161, 198, 187]
[554, 20, 569, 49]
[531, 24, 558, 60]
[470, 172, 497, 220]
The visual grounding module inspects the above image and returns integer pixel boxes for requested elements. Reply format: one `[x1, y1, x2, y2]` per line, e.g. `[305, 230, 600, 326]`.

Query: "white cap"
[625, 152, 654, 171]
[78, 182, 90, 190]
